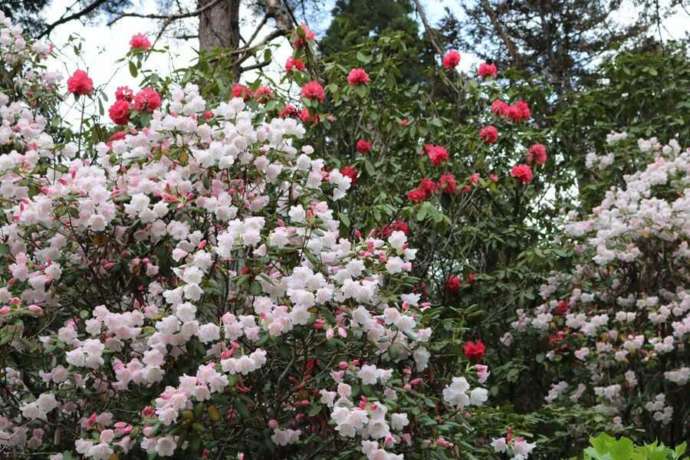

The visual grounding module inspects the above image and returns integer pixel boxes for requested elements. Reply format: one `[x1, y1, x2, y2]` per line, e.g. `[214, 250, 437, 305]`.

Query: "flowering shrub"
[510, 137, 690, 444]
[0, 14, 499, 460]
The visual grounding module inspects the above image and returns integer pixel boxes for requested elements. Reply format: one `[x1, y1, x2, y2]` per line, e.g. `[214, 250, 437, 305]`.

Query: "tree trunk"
[198, 0, 241, 77]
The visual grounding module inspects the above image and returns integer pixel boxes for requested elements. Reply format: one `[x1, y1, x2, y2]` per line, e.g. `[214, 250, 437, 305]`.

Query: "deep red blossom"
[491, 99, 510, 117]
[129, 33, 151, 50]
[356, 139, 372, 154]
[301, 80, 325, 103]
[253, 86, 273, 104]
[446, 275, 461, 294]
[285, 57, 305, 73]
[511, 164, 534, 184]
[108, 130, 127, 143]
[554, 299, 569, 316]
[133, 87, 161, 112]
[340, 165, 359, 185]
[463, 340, 486, 361]
[419, 177, 438, 195]
[442, 49, 461, 69]
[438, 172, 457, 194]
[231, 83, 252, 101]
[478, 62, 497, 78]
[108, 100, 130, 125]
[380, 220, 410, 238]
[347, 68, 370, 86]
[299, 107, 319, 125]
[508, 99, 531, 122]
[424, 144, 449, 166]
[527, 143, 548, 166]
[407, 187, 428, 203]
[467, 272, 477, 284]
[292, 23, 316, 49]
[279, 104, 299, 118]
[479, 125, 498, 144]
[115, 86, 134, 102]
[67, 69, 93, 96]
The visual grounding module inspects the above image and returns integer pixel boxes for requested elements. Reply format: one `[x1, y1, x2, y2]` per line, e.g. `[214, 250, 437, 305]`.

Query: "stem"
[77, 97, 86, 157]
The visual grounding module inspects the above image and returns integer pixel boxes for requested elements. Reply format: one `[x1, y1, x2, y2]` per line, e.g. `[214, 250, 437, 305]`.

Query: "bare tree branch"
[106, 0, 225, 27]
[411, 0, 443, 56]
[240, 59, 272, 72]
[479, 0, 521, 67]
[39, 0, 109, 38]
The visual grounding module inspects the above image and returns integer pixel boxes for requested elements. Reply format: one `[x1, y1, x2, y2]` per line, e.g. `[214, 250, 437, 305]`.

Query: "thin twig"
[106, 0, 225, 27]
[39, 0, 109, 38]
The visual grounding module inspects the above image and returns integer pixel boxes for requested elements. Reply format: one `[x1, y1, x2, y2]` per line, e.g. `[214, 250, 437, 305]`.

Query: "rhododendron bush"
[0, 14, 497, 460]
[1, 7, 689, 460]
[511, 138, 690, 444]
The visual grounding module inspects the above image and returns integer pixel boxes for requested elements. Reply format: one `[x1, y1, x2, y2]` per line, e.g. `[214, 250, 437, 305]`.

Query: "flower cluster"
[511, 138, 690, 439]
[0, 17, 485, 459]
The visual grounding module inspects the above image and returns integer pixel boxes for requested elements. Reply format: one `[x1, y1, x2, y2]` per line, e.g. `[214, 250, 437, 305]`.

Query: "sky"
[39, 0, 467, 120]
[38, 0, 688, 121]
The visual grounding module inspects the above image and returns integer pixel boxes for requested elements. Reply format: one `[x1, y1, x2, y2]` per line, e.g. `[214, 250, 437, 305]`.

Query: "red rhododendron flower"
[479, 125, 498, 144]
[115, 86, 134, 102]
[554, 299, 570, 316]
[511, 164, 534, 184]
[442, 49, 461, 69]
[478, 62, 497, 78]
[108, 100, 130, 125]
[67, 69, 93, 96]
[231, 83, 252, 101]
[463, 340, 486, 361]
[424, 144, 449, 166]
[446, 275, 461, 294]
[340, 165, 359, 185]
[347, 68, 370, 86]
[508, 99, 531, 122]
[133, 87, 161, 112]
[438, 172, 457, 194]
[301, 80, 325, 103]
[419, 177, 438, 195]
[527, 143, 548, 165]
[491, 99, 510, 117]
[407, 187, 427, 203]
[108, 130, 127, 143]
[285, 57, 305, 73]
[130, 33, 151, 50]
[253, 86, 273, 104]
[356, 139, 372, 154]
[381, 220, 410, 238]
[279, 104, 299, 118]
[469, 173, 480, 186]
[299, 107, 319, 125]
[292, 23, 316, 49]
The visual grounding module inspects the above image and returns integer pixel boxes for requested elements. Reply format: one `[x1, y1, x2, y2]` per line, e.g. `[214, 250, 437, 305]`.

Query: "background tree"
[440, 0, 656, 93]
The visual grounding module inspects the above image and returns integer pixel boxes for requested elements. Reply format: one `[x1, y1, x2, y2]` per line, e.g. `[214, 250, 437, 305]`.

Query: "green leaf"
[356, 51, 372, 64]
[129, 60, 138, 77]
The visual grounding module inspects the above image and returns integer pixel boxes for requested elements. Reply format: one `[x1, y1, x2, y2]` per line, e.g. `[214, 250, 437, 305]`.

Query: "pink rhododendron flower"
[130, 33, 151, 50]
[478, 62, 497, 78]
[527, 143, 548, 165]
[301, 80, 325, 103]
[347, 68, 370, 86]
[511, 164, 534, 184]
[479, 125, 499, 144]
[133, 87, 161, 112]
[108, 100, 130, 125]
[424, 144, 450, 166]
[285, 57, 305, 73]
